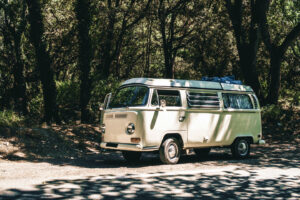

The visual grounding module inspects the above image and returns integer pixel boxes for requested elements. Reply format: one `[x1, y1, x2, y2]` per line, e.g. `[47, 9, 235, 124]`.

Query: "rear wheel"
[194, 148, 211, 157]
[231, 138, 250, 159]
[122, 151, 142, 162]
[159, 137, 181, 164]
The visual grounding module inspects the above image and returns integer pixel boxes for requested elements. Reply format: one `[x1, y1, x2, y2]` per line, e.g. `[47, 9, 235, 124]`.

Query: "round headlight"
[127, 123, 135, 134]
[100, 124, 106, 134]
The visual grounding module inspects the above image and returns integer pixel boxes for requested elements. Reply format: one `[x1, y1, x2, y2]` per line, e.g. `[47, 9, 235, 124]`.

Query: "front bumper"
[257, 139, 266, 145]
[100, 142, 159, 152]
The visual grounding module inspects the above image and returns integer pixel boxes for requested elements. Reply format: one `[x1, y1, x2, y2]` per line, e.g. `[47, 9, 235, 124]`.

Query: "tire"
[122, 151, 142, 163]
[194, 148, 211, 157]
[159, 137, 181, 164]
[231, 138, 250, 159]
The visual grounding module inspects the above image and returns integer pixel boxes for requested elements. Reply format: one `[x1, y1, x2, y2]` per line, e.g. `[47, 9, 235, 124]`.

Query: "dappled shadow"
[0, 125, 102, 163]
[0, 125, 299, 170]
[88, 143, 300, 170]
[33, 143, 300, 169]
[1, 167, 299, 199]
[1, 125, 300, 170]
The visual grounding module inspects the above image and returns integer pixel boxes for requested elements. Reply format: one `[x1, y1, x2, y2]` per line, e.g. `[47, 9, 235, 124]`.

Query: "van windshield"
[109, 86, 149, 108]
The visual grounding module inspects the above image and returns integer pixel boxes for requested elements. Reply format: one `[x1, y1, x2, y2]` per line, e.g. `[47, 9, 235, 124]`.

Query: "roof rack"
[122, 78, 253, 92]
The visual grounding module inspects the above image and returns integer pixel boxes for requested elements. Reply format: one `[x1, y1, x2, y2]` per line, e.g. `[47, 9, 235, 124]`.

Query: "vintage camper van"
[100, 78, 265, 164]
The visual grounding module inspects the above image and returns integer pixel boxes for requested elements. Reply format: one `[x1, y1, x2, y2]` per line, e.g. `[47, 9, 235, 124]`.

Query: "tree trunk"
[267, 48, 282, 104]
[25, 0, 59, 123]
[144, 17, 152, 77]
[12, 35, 27, 114]
[239, 44, 262, 100]
[75, 0, 92, 123]
[163, 48, 174, 79]
[257, 0, 300, 105]
[225, 0, 262, 100]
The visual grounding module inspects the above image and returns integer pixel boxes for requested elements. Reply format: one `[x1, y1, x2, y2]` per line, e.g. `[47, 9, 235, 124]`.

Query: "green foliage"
[55, 80, 80, 122]
[0, 110, 24, 127]
[28, 91, 44, 117]
[281, 90, 300, 107]
[261, 105, 282, 123]
[0, 0, 299, 124]
[56, 81, 80, 109]
[89, 76, 121, 120]
[262, 92, 300, 124]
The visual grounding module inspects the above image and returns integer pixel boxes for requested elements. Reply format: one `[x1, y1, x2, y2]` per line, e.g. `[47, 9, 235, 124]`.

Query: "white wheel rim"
[237, 140, 248, 156]
[168, 144, 177, 159]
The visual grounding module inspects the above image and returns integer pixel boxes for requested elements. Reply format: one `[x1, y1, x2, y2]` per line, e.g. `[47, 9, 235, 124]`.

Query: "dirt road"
[0, 144, 299, 199]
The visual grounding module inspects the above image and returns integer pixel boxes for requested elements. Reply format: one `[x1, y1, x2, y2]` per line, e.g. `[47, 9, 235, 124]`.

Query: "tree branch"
[257, 0, 272, 52]
[279, 22, 300, 55]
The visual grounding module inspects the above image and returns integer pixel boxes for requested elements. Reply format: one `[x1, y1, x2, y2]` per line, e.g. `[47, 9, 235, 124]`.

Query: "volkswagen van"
[100, 78, 265, 164]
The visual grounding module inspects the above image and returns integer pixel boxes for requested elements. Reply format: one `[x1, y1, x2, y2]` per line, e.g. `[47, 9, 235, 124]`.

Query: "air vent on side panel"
[115, 114, 127, 119]
[187, 92, 220, 108]
[105, 114, 114, 119]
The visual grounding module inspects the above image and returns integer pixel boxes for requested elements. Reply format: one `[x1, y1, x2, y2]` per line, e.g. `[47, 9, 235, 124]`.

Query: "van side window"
[151, 90, 159, 106]
[157, 90, 181, 107]
[222, 93, 253, 109]
[187, 92, 220, 108]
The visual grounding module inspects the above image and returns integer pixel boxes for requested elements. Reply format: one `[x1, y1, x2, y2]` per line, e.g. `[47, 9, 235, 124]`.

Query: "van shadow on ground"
[47, 143, 300, 171]
[1, 166, 299, 199]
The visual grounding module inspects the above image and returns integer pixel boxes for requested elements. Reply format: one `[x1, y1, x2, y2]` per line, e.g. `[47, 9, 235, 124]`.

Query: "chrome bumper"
[100, 142, 159, 152]
[257, 139, 266, 145]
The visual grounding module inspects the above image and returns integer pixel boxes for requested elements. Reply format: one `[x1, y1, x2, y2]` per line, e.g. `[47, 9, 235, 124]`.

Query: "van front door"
[144, 89, 187, 146]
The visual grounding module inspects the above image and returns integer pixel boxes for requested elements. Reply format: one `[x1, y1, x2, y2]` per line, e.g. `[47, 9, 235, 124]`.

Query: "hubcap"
[237, 141, 248, 156]
[168, 144, 177, 158]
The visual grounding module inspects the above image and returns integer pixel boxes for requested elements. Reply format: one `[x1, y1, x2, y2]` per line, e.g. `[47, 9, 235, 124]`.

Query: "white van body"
[100, 78, 265, 164]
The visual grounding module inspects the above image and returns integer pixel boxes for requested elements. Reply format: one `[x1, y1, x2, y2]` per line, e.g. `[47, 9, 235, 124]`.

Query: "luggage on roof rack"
[201, 76, 242, 85]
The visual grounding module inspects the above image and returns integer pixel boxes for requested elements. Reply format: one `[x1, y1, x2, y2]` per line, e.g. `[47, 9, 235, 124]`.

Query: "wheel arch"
[161, 133, 184, 148]
[232, 136, 254, 146]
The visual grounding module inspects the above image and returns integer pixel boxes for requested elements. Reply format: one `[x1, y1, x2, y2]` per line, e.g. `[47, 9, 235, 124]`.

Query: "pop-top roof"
[121, 78, 253, 92]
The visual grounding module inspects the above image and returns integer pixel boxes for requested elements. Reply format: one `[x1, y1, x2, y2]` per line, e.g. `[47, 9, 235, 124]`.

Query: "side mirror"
[99, 104, 104, 111]
[160, 99, 166, 107]
[100, 93, 112, 124]
[103, 93, 112, 110]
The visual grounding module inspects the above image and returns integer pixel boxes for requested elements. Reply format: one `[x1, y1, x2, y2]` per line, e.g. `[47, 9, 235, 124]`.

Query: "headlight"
[100, 124, 106, 134]
[127, 123, 135, 134]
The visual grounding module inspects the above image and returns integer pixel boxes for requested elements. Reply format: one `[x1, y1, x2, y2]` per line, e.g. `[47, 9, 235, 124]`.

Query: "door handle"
[179, 116, 185, 122]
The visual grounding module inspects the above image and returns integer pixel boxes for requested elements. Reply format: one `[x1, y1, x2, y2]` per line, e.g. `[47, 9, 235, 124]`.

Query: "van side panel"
[186, 111, 222, 147]
[185, 90, 262, 147]
[186, 110, 261, 147]
[215, 110, 261, 145]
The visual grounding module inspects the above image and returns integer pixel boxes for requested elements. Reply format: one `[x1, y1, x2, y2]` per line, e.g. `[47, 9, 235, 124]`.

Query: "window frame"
[108, 85, 150, 109]
[221, 92, 255, 110]
[151, 89, 183, 108]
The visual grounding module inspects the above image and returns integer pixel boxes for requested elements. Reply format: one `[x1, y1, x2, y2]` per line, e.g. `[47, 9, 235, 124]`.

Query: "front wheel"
[122, 151, 142, 163]
[159, 138, 181, 164]
[231, 138, 250, 159]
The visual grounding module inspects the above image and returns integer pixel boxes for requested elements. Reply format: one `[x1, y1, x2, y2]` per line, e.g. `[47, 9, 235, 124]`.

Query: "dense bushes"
[0, 110, 25, 127]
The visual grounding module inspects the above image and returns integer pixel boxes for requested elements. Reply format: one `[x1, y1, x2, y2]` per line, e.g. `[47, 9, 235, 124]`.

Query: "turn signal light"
[131, 137, 141, 143]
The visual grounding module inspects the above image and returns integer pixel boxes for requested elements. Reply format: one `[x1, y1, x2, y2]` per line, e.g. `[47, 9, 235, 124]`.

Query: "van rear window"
[187, 92, 220, 108]
[222, 93, 253, 109]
